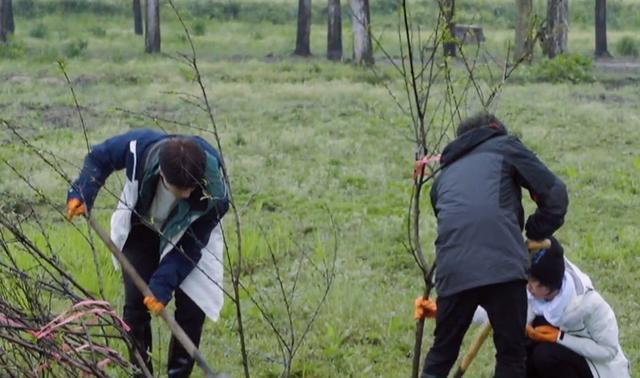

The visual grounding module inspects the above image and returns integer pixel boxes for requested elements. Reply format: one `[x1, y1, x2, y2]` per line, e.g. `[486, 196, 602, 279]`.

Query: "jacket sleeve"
[148, 209, 221, 304]
[558, 291, 620, 362]
[503, 136, 569, 240]
[67, 129, 154, 210]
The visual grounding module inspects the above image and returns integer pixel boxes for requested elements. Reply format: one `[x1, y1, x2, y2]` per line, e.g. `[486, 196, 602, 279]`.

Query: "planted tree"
[294, 0, 312, 56]
[327, 0, 342, 60]
[369, 0, 536, 375]
[163, 6, 340, 376]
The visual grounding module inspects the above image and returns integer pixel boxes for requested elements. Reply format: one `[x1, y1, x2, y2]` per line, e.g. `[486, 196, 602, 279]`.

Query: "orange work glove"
[66, 198, 87, 221]
[143, 296, 165, 315]
[414, 296, 437, 320]
[526, 324, 561, 343]
[413, 155, 441, 178]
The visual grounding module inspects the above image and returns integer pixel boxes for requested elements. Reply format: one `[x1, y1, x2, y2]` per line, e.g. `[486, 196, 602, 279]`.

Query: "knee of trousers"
[531, 343, 562, 370]
[495, 345, 527, 361]
[175, 306, 206, 324]
[493, 332, 527, 358]
[124, 305, 151, 327]
[422, 349, 459, 377]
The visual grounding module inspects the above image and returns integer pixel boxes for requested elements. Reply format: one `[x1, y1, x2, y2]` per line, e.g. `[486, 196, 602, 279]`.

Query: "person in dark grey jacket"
[418, 113, 569, 378]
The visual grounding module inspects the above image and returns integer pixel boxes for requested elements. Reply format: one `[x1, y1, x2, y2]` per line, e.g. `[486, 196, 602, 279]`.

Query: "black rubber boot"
[167, 336, 195, 378]
[128, 325, 153, 378]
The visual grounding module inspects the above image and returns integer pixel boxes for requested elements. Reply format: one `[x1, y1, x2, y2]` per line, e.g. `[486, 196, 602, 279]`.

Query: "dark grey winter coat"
[430, 125, 568, 297]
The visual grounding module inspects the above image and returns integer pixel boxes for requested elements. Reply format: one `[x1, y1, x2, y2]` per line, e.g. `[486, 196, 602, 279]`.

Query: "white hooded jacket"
[528, 260, 631, 378]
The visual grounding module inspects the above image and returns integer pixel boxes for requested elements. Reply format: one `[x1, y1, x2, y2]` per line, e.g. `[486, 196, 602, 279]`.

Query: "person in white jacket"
[526, 237, 631, 378]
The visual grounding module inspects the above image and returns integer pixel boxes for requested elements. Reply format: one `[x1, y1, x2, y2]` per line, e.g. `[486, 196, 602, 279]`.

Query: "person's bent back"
[430, 113, 568, 298]
[420, 113, 568, 378]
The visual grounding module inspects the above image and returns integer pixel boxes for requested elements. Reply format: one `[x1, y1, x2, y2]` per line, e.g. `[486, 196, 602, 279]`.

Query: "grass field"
[1, 1, 639, 377]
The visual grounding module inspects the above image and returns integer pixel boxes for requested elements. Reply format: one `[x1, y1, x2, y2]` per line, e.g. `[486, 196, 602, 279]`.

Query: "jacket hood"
[440, 125, 507, 166]
[565, 259, 594, 296]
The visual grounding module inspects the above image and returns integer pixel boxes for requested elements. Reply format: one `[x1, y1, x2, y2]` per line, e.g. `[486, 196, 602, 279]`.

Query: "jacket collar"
[440, 125, 507, 166]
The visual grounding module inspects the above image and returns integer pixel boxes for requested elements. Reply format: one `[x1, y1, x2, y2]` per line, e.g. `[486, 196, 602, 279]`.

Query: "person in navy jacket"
[67, 129, 229, 377]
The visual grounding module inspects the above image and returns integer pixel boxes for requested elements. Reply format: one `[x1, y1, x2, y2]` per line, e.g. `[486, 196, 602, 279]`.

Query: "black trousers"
[122, 224, 206, 378]
[421, 280, 528, 378]
[526, 317, 592, 378]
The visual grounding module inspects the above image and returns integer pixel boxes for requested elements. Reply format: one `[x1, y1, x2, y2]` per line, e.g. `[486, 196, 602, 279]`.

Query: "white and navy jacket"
[68, 129, 229, 321]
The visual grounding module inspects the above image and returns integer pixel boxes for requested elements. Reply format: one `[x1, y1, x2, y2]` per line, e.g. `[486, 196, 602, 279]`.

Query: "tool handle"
[452, 322, 492, 378]
[86, 216, 221, 378]
[526, 238, 551, 251]
[461, 323, 492, 370]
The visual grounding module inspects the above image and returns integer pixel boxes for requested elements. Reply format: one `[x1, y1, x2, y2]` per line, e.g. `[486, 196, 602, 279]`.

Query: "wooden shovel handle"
[452, 323, 492, 378]
[526, 238, 551, 251]
[86, 216, 222, 378]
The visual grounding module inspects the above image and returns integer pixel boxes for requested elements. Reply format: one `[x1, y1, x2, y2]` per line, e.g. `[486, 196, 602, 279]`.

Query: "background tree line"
[1, 0, 638, 61]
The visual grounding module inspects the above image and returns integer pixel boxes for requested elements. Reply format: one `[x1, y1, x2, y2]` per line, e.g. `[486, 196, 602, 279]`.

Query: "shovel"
[86, 215, 226, 378]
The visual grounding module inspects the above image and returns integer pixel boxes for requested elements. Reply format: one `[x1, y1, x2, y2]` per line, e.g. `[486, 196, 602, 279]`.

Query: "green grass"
[1, 3, 639, 377]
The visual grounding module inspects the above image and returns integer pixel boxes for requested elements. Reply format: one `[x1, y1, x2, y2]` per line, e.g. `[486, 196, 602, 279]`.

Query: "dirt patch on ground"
[38, 77, 66, 86]
[574, 92, 631, 105]
[43, 105, 81, 128]
[18, 102, 97, 129]
[72, 74, 100, 87]
[0, 121, 40, 147]
[601, 76, 640, 90]
[594, 58, 640, 89]
[5, 75, 33, 85]
[595, 58, 640, 73]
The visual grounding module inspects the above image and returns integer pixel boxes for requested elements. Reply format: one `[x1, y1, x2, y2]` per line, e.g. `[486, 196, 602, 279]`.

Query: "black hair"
[159, 138, 206, 189]
[456, 112, 503, 137]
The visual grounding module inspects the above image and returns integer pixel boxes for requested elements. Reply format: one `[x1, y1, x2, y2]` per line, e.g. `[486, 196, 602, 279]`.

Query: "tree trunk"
[350, 0, 374, 65]
[442, 0, 456, 57]
[0, 0, 6, 42]
[145, 0, 160, 53]
[133, 0, 143, 36]
[594, 0, 611, 57]
[294, 0, 312, 56]
[327, 0, 342, 60]
[543, 0, 568, 58]
[0, 0, 13, 41]
[6, 0, 12, 33]
[514, 0, 533, 61]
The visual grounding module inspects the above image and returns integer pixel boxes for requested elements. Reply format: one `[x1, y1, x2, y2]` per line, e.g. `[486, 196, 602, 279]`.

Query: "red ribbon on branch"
[413, 154, 441, 178]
